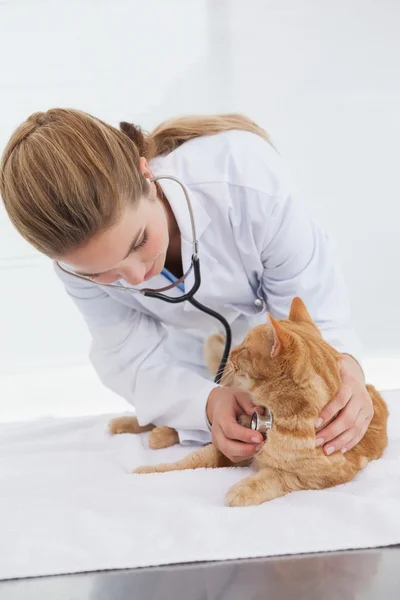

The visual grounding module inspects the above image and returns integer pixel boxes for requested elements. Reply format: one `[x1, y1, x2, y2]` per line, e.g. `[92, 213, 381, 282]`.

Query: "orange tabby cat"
[110, 297, 388, 506]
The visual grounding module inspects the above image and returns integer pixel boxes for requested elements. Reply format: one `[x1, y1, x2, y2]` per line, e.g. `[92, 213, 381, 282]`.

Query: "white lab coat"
[56, 130, 361, 444]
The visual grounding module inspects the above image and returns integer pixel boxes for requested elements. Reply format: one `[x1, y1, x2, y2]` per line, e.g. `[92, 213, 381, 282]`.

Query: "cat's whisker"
[220, 364, 235, 385]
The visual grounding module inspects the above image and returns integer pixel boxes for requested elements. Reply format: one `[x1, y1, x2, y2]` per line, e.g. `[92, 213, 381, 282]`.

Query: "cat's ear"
[268, 314, 292, 358]
[288, 297, 321, 334]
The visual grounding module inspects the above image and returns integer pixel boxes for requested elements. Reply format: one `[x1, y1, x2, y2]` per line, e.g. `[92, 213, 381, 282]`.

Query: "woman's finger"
[221, 416, 263, 445]
[322, 413, 370, 455]
[233, 389, 258, 416]
[214, 426, 261, 462]
[338, 418, 371, 454]
[316, 398, 362, 447]
[316, 384, 352, 429]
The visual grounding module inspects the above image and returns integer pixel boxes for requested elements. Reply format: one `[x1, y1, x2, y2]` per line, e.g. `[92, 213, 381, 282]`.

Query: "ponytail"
[120, 113, 273, 161]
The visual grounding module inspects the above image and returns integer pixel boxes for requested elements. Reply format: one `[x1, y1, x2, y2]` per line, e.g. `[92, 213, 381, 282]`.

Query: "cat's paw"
[225, 481, 262, 507]
[149, 426, 179, 449]
[109, 416, 153, 435]
[109, 416, 139, 435]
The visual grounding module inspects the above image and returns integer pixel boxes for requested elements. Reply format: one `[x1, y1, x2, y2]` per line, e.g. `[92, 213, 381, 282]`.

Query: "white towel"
[0, 391, 399, 581]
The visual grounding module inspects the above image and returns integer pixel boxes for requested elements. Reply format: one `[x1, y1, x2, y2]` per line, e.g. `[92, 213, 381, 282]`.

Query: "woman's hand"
[315, 355, 374, 455]
[206, 387, 264, 462]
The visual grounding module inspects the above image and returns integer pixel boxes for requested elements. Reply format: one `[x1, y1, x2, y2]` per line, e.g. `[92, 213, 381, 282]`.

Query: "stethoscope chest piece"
[250, 408, 273, 439]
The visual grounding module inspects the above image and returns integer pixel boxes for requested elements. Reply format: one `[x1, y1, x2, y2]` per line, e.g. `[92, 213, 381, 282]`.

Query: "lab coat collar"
[150, 162, 218, 311]
[150, 164, 210, 244]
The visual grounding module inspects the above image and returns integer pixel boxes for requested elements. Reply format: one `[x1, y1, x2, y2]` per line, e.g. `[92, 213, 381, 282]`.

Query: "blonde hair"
[0, 109, 271, 257]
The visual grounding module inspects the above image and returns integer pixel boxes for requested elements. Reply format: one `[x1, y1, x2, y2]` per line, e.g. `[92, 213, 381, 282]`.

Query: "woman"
[0, 109, 373, 461]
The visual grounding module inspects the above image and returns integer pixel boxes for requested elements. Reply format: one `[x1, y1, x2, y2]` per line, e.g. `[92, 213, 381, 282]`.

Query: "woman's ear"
[138, 156, 152, 180]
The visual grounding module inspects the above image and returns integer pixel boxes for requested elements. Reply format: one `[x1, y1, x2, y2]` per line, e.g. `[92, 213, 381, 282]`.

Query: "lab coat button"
[254, 298, 263, 307]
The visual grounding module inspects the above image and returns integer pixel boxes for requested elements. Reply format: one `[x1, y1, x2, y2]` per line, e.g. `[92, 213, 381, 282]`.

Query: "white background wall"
[0, 1, 399, 400]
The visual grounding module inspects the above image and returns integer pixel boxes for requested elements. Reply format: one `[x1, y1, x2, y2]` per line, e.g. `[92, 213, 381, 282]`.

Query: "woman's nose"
[119, 262, 146, 286]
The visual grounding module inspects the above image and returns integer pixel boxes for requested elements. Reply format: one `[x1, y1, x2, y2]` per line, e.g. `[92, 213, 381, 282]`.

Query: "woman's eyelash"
[87, 231, 148, 279]
[131, 230, 148, 252]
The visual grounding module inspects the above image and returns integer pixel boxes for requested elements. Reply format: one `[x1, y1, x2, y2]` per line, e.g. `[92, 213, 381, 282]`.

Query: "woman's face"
[59, 157, 176, 286]
[59, 186, 172, 287]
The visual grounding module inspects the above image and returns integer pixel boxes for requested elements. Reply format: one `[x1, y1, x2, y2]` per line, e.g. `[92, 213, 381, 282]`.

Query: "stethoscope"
[57, 175, 232, 384]
[57, 174, 274, 438]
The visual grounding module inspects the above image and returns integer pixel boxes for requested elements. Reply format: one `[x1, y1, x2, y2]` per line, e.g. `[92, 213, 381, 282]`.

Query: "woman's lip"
[144, 262, 155, 280]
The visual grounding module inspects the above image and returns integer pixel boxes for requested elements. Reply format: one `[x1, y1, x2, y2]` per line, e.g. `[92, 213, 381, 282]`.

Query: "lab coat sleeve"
[259, 191, 363, 360]
[55, 267, 217, 434]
